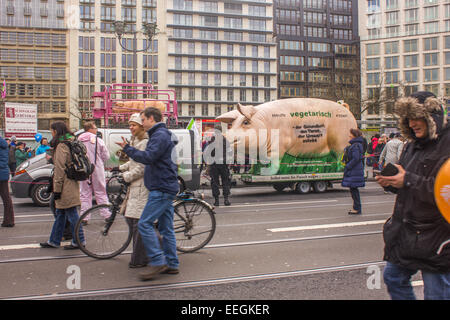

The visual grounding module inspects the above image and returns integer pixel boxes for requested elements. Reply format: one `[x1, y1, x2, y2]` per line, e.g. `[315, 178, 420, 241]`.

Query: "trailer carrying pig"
[216, 98, 359, 193]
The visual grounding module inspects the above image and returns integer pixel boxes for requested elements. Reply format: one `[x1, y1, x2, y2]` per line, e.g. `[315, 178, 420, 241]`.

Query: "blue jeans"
[384, 262, 450, 300]
[48, 206, 85, 247]
[138, 191, 178, 268]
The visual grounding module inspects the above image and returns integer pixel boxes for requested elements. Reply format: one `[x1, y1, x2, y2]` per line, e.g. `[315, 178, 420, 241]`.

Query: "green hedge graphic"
[249, 151, 345, 175]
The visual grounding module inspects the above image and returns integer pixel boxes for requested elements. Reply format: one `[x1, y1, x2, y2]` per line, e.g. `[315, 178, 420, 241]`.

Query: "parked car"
[10, 128, 201, 206]
[10, 153, 53, 206]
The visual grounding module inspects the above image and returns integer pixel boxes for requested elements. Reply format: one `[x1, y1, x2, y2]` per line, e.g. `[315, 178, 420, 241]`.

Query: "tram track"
[0, 230, 381, 264]
[5, 260, 387, 300]
[2, 189, 393, 300]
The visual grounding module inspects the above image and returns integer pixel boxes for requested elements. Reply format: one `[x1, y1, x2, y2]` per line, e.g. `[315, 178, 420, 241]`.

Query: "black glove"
[116, 175, 127, 185]
[53, 192, 61, 201]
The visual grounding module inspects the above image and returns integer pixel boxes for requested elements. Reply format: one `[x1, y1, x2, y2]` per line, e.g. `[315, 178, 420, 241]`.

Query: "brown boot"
[139, 265, 168, 281]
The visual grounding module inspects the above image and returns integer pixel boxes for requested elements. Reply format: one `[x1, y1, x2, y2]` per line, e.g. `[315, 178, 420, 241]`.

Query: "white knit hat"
[128, 113, 143, 126]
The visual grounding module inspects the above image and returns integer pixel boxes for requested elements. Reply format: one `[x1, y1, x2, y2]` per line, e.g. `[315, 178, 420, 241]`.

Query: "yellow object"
[435, 158, 450, 223]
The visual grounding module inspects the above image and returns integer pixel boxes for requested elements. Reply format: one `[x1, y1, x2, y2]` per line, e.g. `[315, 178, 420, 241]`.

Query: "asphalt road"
[0, 181, 425, 301]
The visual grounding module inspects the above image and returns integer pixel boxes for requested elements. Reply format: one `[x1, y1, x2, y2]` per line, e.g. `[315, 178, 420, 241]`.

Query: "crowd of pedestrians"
[0, 93, 449, 296]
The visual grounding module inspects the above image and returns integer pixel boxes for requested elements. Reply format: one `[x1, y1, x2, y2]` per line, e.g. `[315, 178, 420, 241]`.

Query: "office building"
[275, 0, 360, 117]
[69, 0, 159, 129]
[0, 0, 69, 130]
[2, 1, 279, 130]
[360, 0, 450, 129]
[166, 0, 278, 128]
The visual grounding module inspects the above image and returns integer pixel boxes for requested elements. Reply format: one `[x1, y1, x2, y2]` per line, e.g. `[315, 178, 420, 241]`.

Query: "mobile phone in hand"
[381, 163, 399, 176]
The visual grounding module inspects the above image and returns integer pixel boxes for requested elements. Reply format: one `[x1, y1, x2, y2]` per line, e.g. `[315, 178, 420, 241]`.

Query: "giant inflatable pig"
[217, 98, 358, 175]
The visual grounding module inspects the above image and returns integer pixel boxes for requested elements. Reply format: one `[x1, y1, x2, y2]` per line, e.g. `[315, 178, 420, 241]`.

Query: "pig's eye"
[243, 120, 250, 125]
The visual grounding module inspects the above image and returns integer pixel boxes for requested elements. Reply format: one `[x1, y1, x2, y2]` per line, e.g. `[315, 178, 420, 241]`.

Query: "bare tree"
[327, 57, 362, 119]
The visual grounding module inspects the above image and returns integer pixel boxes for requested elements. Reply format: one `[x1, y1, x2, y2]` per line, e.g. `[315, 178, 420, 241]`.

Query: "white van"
[11, 128, 201, 206]
[97, 128, 202, 191]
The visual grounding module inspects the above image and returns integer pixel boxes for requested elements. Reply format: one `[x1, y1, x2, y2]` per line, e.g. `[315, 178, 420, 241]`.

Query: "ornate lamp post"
[113, 21, 158, 84]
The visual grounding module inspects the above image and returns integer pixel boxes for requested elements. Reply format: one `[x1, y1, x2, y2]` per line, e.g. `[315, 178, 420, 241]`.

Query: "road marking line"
[0, 244, 41, 250]
[0, 241, 71, 251]
[267, 220, 386, 233]
[15, 214, 53, 218]
[226, 199, 338, 208]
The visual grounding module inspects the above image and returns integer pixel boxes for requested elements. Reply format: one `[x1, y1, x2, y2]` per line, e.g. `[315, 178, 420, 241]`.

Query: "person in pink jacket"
[78, 122, 110, 223]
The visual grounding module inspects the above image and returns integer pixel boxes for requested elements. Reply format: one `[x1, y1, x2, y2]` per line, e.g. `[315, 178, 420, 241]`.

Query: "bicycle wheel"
[75, 204, 132, 259]
[174, 199, 216, 253]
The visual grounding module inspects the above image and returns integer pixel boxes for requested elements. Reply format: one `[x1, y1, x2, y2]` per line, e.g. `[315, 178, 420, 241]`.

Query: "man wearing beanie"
[376, 91, 450, 299]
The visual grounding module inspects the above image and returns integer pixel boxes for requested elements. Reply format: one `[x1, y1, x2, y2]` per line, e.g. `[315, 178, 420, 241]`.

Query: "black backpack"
[64, 139, 94, 181]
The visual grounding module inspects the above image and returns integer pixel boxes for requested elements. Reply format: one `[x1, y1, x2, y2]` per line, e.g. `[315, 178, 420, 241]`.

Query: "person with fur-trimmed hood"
[376, 91, 450, 300]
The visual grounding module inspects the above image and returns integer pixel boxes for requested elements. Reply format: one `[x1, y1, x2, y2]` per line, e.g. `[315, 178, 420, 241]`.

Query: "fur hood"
[395, 93, 448, 141]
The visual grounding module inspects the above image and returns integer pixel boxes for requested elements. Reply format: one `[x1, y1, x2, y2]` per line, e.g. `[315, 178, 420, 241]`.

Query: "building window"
[405, 70, 419, 83]
[424, 84, 439, 96]
[424, 37, 438, 51]
[403, 39, 418, 53]
[189, 105, 195, 116]
[366, 58, 380, 71]
[366, 43, 380, 56]
[385, 71, 399, 84]
[404, 55, 418, 68]
[367, 73, 380, 85]
[424, 68, 439, 82]
[215, 105, 221, 116]
[201, 104, 209, 116]
[424, 53, 439, 66]
[385, 56, 399, 69]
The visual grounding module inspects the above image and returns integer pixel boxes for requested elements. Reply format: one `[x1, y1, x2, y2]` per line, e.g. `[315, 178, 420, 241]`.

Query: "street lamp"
[113, 21, 158, 84]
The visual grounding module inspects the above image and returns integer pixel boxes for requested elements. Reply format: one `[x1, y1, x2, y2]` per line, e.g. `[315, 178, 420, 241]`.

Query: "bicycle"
[75, 173, 216, 259]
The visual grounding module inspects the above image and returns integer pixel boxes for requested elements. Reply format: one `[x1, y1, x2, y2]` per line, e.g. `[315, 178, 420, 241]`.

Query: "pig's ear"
[216, 110, 240, 124]
[237, 103, 257, 120]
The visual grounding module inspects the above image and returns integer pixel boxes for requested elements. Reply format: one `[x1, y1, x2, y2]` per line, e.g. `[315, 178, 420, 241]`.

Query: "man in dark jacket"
[376, 91, 450, 300]
[118, 107, 179, 281]
[204, 129, 233, 206]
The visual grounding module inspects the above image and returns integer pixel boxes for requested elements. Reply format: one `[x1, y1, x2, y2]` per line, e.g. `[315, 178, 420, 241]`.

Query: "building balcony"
[122, 0, 137, 7]
[80, 14, 95, 20]
[143, 0, 156, 8]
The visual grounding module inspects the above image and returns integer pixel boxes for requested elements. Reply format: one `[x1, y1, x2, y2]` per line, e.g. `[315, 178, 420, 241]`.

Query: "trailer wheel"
[296, 182, 311, 194]
[313, 181, 327, 193]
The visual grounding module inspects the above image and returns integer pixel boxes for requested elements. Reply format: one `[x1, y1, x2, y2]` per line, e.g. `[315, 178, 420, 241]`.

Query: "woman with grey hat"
[117, 113, 150, 268]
